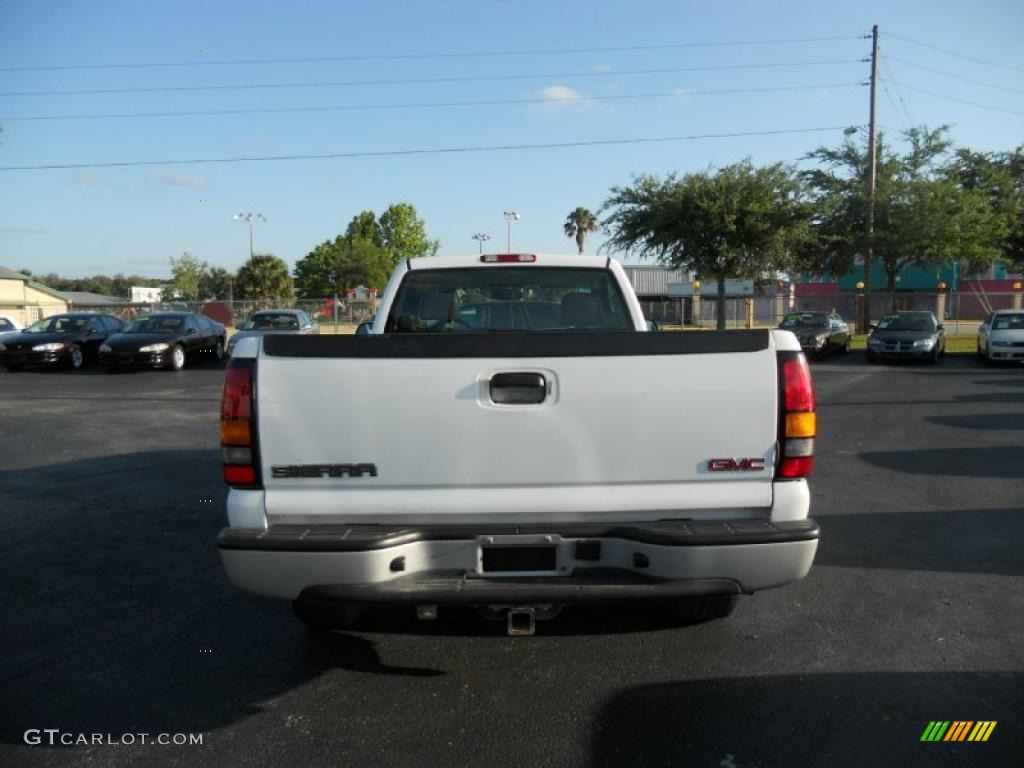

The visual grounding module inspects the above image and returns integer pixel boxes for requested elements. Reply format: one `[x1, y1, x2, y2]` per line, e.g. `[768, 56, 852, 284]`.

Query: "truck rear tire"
[670, 594, 738, 624]
[292, 600, 363, 631]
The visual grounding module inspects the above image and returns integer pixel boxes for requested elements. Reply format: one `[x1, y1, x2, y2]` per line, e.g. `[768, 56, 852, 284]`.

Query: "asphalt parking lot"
[1, 355, 1021, 767]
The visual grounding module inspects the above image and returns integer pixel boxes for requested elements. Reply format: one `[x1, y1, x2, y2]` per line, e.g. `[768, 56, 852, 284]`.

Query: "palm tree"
[236, 254, 294, 307]
[564, 207, 599, 254]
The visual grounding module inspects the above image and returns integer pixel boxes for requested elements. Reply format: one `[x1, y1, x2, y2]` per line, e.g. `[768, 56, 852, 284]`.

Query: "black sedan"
[866, 311, 946, 364]
[99, 312, 225, 371]
[778, 311, 851, 357]
[1, 313, 123, 371]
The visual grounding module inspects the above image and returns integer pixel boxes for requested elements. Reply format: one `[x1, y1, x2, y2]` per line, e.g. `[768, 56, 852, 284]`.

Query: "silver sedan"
[227, 310, 317, 356]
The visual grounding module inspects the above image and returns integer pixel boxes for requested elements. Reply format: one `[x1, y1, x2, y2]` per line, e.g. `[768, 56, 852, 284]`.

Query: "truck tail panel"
[255, 331, 778, 524]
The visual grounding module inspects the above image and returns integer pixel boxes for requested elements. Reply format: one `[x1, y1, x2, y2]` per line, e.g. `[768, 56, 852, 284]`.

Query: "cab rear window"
[384, 267, 632, 332]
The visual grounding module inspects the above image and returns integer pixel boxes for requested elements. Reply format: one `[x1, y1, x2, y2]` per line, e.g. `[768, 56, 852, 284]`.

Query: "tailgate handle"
[489, 373, 547, 404]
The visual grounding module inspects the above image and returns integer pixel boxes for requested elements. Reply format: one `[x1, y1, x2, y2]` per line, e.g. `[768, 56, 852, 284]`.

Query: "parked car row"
[2, 308, 1019, 372]
[778, 309, 946, 364]
[777, 308, 1023, 366]
[0, 312, 225, 372]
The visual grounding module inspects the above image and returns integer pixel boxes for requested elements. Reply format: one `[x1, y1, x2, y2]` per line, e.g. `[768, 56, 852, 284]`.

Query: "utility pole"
[861, 24, 879, 334]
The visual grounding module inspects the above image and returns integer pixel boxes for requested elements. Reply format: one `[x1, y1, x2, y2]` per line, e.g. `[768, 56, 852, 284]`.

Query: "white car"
[0, 314, 24, 346]
[977, 309, 1024, 364]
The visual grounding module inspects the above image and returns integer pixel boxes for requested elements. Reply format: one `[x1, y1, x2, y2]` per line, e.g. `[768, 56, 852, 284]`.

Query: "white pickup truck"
[217, 254, 818, 634]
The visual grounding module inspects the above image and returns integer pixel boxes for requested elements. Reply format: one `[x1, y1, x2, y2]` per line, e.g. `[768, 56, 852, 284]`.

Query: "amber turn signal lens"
[220, 419, 251, 445]
[785, 412, 816, 438]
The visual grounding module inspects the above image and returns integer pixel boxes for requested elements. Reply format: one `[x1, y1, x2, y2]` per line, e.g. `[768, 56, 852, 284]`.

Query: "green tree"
[563, 207, 599, 254]
[293, 235, 392, 297]
[198, 266, 234, 300]
[804, 126, 1006, 296]
[294, 240, 340, 297]
[379, 202, 439, 264]
[236, 254, 294, 306]
[345, 210, 383, 247]
[162, 251, 204, 301]
[110, 274, 131, 298]
[951, 146, 1024, 274]
[337, 237, 392, 290]
[83, 275, 114, 295]
[33, 273, 68, 291]
[602, 161, 815, 330]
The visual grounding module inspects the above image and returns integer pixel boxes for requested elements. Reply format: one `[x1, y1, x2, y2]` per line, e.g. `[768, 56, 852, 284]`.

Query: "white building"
[130, 286, 164, 304]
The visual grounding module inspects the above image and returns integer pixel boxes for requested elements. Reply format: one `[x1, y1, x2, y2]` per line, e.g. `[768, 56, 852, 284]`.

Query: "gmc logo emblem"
[707, 457, 766, 472]
[271, 463, 378, 479]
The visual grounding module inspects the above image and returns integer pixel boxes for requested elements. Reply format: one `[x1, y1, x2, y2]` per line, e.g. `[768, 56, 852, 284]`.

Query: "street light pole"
[233, 212, 267, 260]
[503, 211, 519, 252]
[472, 233, 491, 254]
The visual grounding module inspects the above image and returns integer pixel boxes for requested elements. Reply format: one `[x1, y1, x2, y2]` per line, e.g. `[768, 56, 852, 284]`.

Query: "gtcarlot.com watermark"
[25, 729, 203, 746]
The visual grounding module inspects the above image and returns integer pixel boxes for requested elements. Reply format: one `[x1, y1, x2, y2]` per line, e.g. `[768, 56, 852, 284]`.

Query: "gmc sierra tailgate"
[255, 330, 779, 524]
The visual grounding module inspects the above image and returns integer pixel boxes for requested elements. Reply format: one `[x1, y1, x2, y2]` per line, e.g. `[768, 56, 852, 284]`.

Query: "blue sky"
[1, 0, 1022, 279]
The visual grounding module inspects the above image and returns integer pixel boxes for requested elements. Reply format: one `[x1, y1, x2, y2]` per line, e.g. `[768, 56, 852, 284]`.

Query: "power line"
[885, 31, 1024, 73]
[879, 79, 907, 130]
[882, 80, 1024, 116]
[0, 126, 852, 171]
[878, 54, 914, 127]
[0, 36, 863, 72]
[0, 59, 864, 98]
[884, 54, 1024, 95]
[1, 82, 862, 122]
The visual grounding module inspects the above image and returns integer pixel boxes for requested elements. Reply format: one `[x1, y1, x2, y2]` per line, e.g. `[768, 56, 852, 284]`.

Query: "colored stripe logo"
[920, 721, 997, 742]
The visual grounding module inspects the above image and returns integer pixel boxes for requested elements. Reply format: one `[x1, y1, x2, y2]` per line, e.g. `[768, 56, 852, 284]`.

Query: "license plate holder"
[476, 534, 561, 576]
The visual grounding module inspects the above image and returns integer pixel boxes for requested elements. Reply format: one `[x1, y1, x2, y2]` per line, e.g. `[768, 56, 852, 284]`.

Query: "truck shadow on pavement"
[589, 672, 1021, 768]
[0, 449, 443, 746]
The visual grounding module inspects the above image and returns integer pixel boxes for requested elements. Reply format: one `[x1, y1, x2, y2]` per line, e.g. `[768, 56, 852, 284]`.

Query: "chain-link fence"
[60, 299, 378, 331]
[793, 291, 1021, 331]
[7, 291, 1019, 334]
[642, 290, 1021, 330]
[640, 296, 793, 328]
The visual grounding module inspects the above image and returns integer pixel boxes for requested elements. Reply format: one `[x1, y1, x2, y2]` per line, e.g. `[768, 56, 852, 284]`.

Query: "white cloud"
[530, 85, 595, 113]
[150, 168, 207, 189]
[591, 64, 614, 74]
[71, 170, 108, 187]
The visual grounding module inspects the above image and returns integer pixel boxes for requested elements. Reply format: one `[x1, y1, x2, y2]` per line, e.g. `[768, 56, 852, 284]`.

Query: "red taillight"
[782, 354, 815, 412]
[777, 351, 815, 479]
[480, 253, 537, 263]
[778, 456, 814, 478]
[224, 465, 257, 485]
[221, 359, 260, 487]
[222, 367, 252, 420]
